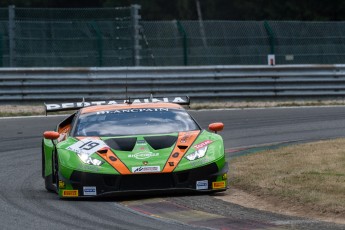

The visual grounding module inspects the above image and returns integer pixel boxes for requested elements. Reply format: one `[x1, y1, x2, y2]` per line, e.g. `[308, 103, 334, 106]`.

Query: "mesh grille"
[119, 174, 174, 190]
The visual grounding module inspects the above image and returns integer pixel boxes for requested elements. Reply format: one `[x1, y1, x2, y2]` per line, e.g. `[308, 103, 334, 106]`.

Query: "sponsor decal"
[58, 180, 65, 189]
[189, 157, 209, 167]
[136, 140, 146, 145]
[132, 166, 160, 173]
[67, 138, 108, 155]
[45, 97, 189, 112]
[212, 181, 226, 189]
[180, 133, 192, 143]
[194, 140, 213, 150]
[97, 108, 169, 115]
[196, 180, 208, 190]
[83, 186, 97, 196]
[128, 152, 159, 160]
[222, 173, 228, 180]
[62, 190, 79, 197]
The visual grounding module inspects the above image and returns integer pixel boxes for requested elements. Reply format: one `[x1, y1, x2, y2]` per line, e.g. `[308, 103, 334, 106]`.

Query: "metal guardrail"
[1, 65, 345, 103]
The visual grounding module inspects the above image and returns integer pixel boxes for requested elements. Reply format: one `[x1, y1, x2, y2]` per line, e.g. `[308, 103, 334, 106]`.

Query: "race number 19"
[67, 138, 107, 155]
[79, 141, 100, 151]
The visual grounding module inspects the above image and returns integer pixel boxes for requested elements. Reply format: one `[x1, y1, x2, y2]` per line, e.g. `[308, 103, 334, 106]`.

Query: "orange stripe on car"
[162, 130, 200, 173]
[97, 148, 131, 175]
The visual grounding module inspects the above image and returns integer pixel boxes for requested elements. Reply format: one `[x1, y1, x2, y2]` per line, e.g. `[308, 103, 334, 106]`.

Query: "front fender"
[43, 138, 55, 177]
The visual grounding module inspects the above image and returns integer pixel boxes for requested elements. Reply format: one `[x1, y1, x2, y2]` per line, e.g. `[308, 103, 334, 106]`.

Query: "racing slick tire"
[42, 141, 56, 192]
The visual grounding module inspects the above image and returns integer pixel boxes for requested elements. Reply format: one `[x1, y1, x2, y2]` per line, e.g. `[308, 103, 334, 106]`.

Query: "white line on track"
[192, 104, 345, 112]
[0, 114, 68, 120]
[111, 202, 214, 230]
[272, 220, 319, 225]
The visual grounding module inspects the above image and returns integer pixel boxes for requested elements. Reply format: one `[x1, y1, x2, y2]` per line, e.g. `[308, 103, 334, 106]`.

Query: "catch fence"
[1, 6, 345, 67]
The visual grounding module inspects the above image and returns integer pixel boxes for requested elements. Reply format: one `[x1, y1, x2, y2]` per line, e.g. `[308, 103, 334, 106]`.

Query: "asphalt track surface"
[1, 107, 345, 229]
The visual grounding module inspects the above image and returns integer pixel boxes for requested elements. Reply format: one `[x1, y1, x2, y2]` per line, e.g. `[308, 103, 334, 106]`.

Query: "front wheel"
[41, 140, 45, 179]
[44, 175, 55, 192]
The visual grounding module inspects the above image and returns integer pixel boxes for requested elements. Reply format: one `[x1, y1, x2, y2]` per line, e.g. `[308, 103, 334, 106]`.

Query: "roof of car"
[80, 102, 184, 114]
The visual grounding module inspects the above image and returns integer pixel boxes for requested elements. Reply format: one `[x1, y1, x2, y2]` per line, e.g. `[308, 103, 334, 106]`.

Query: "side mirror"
[43, 131, 60, 140]
[208, 122, 224, 133]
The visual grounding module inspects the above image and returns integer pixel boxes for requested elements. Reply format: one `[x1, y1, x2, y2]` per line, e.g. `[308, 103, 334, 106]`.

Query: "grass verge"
[0, 105, 45, 117]
[229, 139, 345, 223]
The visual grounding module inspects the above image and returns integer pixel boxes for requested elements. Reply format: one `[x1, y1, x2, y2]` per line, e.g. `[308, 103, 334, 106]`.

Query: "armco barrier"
[1, 65, 345, 103]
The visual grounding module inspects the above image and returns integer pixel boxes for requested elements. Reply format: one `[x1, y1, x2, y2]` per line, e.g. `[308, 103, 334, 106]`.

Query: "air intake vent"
[144, 136, 177, 150]
[97, 149, 108, 154]
[104, 138, 137, 151]
[178, 145, 188, 150]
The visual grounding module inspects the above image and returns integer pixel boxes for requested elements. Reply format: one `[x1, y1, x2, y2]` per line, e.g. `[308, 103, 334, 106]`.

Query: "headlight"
[77, 152, 104, 166]
[185, 146, 208, 161]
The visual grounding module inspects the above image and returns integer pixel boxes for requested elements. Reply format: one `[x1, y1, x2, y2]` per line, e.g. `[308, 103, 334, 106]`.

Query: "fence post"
[90, 21, 103, 67]
[264, 21, 275, 54]
[195, 0, 207, 47]
[8, 5, 16, 67]
[131, 4, 141, 66]
[176, 21, 188, 66]
[0, 33, 2, 67]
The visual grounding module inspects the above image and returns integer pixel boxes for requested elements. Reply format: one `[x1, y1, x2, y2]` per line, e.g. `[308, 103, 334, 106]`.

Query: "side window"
[57, 113, 76, 142]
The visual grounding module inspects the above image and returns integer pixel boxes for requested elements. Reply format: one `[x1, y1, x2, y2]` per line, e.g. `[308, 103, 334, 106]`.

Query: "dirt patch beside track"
[221, 139, 345, 225]
[217, 188, 345, 225]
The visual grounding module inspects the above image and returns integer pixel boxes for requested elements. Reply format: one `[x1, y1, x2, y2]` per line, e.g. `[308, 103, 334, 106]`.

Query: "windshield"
[74, 107, 200, 136]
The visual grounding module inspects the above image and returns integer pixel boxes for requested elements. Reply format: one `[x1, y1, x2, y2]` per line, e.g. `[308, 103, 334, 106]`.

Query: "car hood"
[57, 130, 224, 175]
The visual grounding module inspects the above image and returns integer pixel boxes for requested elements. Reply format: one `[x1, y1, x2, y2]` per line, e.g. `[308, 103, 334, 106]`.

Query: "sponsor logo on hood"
[136, 140, 146, 145]
[194, 140, 213, 150]
[180, 132, 192, 143]
[132, 166, 160, 173]
[128, 152, 159, 160]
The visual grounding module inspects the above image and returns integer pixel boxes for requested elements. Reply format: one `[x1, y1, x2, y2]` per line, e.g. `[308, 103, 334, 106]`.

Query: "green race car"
[42, 97, 228, 198]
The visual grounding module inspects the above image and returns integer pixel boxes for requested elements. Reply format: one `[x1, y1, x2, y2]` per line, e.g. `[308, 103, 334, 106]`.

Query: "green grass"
[230, 139, 345, 218]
